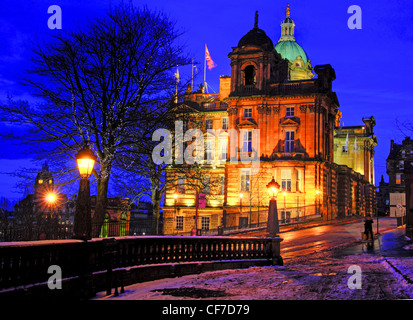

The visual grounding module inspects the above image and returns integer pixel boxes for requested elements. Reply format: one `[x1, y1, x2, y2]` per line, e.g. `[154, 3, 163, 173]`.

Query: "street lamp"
[46, 192, 57, 239]
[266, 177, 280, 237]
[73, 145, 96, 240]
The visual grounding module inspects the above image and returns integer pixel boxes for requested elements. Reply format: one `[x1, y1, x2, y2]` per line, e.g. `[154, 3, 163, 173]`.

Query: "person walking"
[364, 215, 374, 241]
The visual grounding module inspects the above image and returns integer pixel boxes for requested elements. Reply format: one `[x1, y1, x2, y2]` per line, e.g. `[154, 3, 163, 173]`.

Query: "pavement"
[95, 217, 413, 300]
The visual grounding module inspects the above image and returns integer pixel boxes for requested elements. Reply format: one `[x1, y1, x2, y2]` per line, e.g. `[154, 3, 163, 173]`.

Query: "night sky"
[0, 0, 412, 202]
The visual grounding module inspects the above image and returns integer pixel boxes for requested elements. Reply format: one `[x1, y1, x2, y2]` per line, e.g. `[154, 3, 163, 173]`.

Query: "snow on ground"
[94, 250, 413, 300]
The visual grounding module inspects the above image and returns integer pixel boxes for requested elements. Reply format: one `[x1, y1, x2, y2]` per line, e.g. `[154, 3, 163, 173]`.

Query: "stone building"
[386, 137, 413, 217]
[162, 7, 377, 235]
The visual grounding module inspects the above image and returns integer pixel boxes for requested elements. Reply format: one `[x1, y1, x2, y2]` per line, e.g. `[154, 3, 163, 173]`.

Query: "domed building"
[275, 5, 314, 80]
[162, 8, 377, 235]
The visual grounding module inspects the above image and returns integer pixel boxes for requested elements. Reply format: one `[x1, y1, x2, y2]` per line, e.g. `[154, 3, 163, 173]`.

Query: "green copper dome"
[275, 40, 309, 63]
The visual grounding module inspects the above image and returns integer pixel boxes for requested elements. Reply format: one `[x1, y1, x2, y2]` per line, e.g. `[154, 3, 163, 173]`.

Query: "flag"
[353, 136, 358, 152]
[174, 66, 180, 83]
[205, 45, 216, 70]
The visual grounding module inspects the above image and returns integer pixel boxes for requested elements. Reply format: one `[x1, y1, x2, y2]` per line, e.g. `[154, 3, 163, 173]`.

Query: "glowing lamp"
[46, 193, 56, 203]
[266, 176, 280, 200]
[75, 146, 97, 178]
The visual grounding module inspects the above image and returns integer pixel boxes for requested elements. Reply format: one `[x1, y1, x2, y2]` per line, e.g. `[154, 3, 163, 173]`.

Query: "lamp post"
[46, 192, 56, 239]
[73, 145, 96, 240]
[266, 177, 280, 237]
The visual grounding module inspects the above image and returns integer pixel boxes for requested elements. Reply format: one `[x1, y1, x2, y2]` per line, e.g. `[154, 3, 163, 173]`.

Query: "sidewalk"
[95, 222, 413, 300]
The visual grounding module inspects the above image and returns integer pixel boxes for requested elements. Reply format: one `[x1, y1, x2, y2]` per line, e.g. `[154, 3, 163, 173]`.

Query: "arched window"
[244, 65, 256, 85]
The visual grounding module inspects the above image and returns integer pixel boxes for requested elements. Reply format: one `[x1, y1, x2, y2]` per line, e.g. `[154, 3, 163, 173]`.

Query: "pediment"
[280, 116, 300, 127]
[237, 118, 258, 128]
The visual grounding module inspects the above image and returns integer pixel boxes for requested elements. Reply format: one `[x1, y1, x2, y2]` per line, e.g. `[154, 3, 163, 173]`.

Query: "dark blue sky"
[0, 0, 412, 201]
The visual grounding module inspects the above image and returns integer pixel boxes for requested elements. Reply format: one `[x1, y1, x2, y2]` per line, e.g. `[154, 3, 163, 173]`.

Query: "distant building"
[12, 162, 133, 240]
[386, 137, 413, 217]
[377, 175, 389, 215]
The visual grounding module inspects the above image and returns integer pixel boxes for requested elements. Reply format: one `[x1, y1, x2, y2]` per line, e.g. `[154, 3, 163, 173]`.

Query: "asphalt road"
[279, 217, 399, 263]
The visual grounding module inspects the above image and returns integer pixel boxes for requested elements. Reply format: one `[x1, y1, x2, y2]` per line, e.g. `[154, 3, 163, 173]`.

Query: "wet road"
[279, 217, 406, 262]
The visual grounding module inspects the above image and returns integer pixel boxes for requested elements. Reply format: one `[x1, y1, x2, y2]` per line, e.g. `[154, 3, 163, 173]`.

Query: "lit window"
[38, 179, 43, 184]
[222, 118, 228, 130]
[219, 137, 228, 161]
[396, 173, 401, 185]
[242, 130, 252, 152]
[241, 169, 250, 192]
[176, 216, 183, 230]
[201, 216, 210, 231]
[205, 139, 214, 161]
[244, 108, 252, 118]
[286, 107, 294, 117]
[281, 169, 292, 192]
[296, 169, 303, 192]
[285, 131, 295, 152]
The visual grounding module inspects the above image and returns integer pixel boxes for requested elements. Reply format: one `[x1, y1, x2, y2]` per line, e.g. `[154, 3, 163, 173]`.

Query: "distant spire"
[254, 11, 258, 29]
[42, 161, 49, 172]
[286, 4, 290, 17]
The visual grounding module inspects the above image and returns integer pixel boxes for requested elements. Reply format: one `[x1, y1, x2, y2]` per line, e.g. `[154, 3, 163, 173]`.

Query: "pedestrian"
[364, 215, 374, 241]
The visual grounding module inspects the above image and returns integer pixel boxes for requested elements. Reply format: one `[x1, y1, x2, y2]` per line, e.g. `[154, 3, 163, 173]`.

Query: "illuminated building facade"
[162, 7, 377, 235]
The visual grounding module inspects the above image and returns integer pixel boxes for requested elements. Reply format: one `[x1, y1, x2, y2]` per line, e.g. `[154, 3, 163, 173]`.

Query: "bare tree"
[0, 5, 190, 236]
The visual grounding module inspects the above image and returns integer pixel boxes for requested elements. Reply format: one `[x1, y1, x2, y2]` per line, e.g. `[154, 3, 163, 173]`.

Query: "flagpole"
[204, 44, 207, 93]
[191, 58, 194, 90]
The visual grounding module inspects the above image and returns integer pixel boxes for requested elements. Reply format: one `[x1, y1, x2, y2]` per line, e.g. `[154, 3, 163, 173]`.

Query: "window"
[280, 211, 291, 224]
[177, 176, 185, 194]
[281, 169, 292, 192]
[205, 139, 214, 161]
[241, 169, 250, 192]
[176, 216, 183, 230]
[296, 169, 303, 192]
[400, 161, 404, 170]
[38, 179, 43, 184]
[342, 145, 348, 153]
[220, 175, 225, 195]
[244, 108, 252, 118]
[244, 66, 255, 85]
[286, 107, 294, 117]
[222, 118, 228, 130]
[242, 130, 252, 152]
[396, 173, 402, 185]
[203, 175, 211, 195]
[285, 130, 295, 152]
[219, 137, 228, 160]
[201, 216, 210, 231]
[205, 119, 213, 130]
